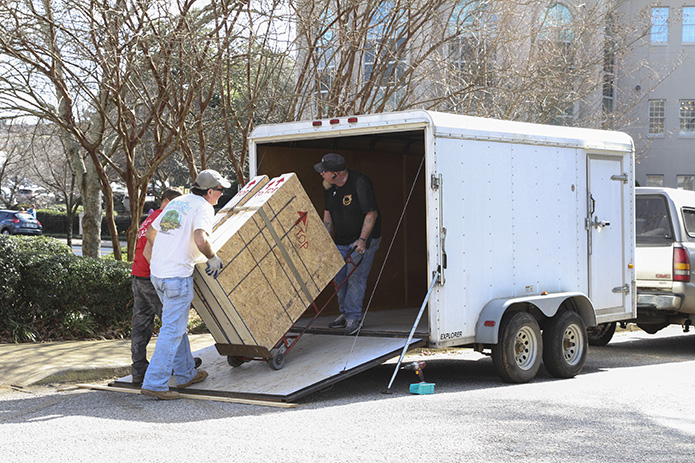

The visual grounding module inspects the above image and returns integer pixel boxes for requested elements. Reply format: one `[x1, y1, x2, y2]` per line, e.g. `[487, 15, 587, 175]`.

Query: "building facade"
[619, 1, 695, 188]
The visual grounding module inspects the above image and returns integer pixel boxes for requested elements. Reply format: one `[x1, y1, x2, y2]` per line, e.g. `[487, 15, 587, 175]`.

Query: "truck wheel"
[492, 312, 542, 383]
[542, 311, 587, 379]
[587, 322, 616, 346]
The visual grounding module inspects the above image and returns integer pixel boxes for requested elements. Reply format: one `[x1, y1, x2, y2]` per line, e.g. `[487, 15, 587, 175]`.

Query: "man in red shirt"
[130, 188, 201, 385]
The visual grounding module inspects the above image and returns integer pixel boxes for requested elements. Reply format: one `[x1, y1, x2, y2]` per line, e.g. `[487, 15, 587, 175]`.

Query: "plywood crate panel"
[193, 173, 344, 358]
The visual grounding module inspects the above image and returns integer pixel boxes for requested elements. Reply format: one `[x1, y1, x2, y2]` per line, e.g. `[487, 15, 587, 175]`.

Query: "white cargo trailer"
[250, 110, 636, 384]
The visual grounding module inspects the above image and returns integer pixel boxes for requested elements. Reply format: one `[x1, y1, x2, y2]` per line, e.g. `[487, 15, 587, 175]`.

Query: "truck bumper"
[637, 293, 682, 311]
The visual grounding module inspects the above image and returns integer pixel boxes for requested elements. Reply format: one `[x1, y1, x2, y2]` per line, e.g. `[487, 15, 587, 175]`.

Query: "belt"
[133, 275, 151, 281]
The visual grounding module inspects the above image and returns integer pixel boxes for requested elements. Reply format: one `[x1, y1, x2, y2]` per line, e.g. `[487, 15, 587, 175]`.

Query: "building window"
[538, 3, 575, 126]
[648, 99, 666, 136]
[446, 1, 496, 113]
[363, 1, 407, 111]
[678, 175, 695, 190]
[646, 175, 664, 187]
[684, 7, 695, 43]
[651, 7, 669, 44]
[680, 100, 695, 135]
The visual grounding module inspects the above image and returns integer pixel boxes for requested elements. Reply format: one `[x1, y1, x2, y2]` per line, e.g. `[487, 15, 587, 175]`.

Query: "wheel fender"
[476, 292, 596, 344]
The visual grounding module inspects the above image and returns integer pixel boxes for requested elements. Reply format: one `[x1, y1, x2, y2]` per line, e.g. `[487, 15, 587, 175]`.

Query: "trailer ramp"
[112, 333, 424, 403]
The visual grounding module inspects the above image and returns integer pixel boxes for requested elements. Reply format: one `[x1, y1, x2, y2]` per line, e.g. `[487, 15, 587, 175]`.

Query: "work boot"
[328, 314, 346, 328]
[141, 389, 180, 400]
[176, 370, 208, 388]
[345, 318, 361, 336]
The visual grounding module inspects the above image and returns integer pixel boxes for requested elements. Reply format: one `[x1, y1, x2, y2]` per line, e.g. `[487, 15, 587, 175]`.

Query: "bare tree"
[288, 0, 668, 132]
[0, 121, 32, 207]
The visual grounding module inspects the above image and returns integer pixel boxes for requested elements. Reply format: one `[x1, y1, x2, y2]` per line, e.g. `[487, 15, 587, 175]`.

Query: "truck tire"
[492, 312, 542, 383]
[587, 322, 616, 346]
[542, 311, 587, 379]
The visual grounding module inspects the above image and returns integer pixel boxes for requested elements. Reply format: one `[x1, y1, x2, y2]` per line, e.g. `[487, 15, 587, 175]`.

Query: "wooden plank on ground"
[76, 383, 298, 408]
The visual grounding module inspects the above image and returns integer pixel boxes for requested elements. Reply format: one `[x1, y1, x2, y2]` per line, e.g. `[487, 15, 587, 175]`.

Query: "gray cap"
[193, 169, 231, 189]
[314, 153, 346, 173]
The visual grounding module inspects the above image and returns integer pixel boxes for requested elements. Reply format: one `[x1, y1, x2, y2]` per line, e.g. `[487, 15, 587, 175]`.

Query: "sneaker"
[194, 357, 202, 369]
[345, 318, 361, 336]
[328, 314, 346, 328]
[141, 388, 180, 400]
[176, 370, 208, 388]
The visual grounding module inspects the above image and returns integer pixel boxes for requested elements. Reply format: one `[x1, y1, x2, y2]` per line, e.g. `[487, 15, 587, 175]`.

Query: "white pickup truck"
[588, 187, 695, 345]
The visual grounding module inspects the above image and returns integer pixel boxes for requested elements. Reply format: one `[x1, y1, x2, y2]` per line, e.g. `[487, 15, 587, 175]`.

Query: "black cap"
[314, 153, 346, 173]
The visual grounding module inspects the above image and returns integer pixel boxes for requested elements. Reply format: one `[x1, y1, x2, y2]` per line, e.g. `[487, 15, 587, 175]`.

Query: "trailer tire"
[587, 322, 616, 346]
[542, 311, 587, 379]
[492, 312, 542, 383]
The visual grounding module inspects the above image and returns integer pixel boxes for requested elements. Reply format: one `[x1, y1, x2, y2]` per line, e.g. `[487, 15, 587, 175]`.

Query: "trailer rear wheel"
[542, 311, 587, 378]
[492, 312, 542, 383]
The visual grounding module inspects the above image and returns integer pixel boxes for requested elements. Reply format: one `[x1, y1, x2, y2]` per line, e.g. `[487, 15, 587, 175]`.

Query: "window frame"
[646, 174, 665, 187]
[683, 6, 695, 44]
[679, 99, 695, 136]
[648, 99, 666, 137]
[678, 174, 695, 190]
[651, 7, 669, 44]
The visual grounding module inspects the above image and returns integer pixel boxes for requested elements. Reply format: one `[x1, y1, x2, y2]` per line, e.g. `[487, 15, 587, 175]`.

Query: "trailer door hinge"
[611, 174, 629, 184]
[431, 174, 440, 190]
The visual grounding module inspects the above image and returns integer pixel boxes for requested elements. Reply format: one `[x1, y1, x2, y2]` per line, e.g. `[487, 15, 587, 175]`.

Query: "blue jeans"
[334, 238, 380, 320]
[142, 276, 197, 391]
[131, 277, 163, 378]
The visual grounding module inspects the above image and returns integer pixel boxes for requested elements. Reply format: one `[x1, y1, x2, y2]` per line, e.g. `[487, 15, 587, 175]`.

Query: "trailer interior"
[255, 128, 430, 339]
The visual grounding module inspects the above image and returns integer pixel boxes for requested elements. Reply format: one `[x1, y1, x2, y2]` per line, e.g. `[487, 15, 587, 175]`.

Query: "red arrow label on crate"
[295, 211, 308, 227]
[295, 211, 309, 249]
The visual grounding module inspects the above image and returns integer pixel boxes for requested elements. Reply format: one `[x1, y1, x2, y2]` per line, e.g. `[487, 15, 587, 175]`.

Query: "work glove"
[205, 255, 223, 279]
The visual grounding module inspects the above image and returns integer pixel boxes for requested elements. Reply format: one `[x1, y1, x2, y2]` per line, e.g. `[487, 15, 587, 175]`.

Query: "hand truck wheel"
[227, 356, 245, 368]
[268, 352, 285, 370]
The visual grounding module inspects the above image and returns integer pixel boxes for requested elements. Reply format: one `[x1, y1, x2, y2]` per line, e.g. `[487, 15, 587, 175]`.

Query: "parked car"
[588, 187, 695, 345]
[0, 210, 43, 235]
[15, 186, 55, 207]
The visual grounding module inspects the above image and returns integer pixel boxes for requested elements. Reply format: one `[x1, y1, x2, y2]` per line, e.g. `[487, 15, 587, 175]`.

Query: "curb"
[31, 365, 132, 386]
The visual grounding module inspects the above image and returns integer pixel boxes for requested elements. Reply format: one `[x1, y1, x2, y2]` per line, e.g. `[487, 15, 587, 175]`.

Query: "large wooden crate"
[192, 173, 344, 359]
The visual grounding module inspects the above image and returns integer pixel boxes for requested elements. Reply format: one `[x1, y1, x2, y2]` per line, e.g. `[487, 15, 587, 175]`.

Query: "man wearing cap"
[315, 153, 381, 335]
[140, 169, 230, 400]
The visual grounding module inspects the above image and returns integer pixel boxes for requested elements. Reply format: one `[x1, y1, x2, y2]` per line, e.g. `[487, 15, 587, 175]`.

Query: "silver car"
[634, 187, 695, 333]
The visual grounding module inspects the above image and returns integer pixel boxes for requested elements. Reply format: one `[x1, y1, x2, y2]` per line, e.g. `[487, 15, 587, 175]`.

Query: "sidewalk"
[0, 333, 215, 388]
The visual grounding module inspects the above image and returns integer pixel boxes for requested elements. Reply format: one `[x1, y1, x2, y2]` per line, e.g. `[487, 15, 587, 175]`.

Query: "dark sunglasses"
[214, 187, 225, 192]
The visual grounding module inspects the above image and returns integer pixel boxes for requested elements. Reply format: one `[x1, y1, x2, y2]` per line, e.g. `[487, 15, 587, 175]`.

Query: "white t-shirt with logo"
[150, 194, 214, 278]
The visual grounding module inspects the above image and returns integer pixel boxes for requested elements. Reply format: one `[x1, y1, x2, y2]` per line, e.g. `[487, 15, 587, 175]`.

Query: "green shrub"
[0, 235, 133, 342]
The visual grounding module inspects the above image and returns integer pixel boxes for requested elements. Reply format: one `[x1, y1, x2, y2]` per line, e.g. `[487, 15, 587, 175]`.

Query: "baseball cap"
[193, 169, 231, 189]
[314, 153, 346, 173]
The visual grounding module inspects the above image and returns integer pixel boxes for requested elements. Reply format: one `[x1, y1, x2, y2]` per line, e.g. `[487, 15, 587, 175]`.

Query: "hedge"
[0, 235, 133, 342]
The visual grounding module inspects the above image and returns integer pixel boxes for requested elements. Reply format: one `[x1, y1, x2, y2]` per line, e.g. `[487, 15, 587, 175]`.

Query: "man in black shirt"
[315, 153, 381, 335]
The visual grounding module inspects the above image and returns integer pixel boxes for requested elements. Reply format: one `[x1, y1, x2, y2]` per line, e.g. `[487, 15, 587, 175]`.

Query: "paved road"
[1, 326, 693, 462]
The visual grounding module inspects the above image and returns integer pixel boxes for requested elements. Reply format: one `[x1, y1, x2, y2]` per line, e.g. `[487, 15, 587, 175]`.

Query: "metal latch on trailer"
[611, 174, 629, 184]
[431, 173, 447, 285]
[612, 284, 630, 294]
